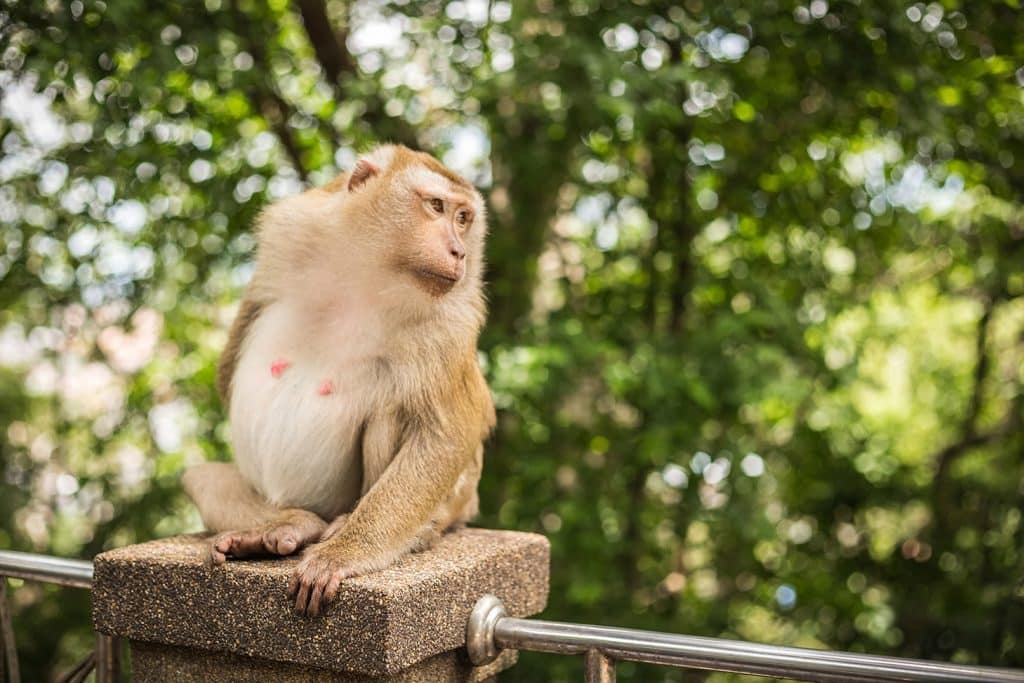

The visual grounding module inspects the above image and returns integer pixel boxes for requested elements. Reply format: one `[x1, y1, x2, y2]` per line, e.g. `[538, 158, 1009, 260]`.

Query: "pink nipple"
[318, 379, 335, 396]
[270, 358, 291, 378]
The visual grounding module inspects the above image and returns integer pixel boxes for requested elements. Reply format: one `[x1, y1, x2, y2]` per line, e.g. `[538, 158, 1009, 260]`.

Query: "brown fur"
[216, 295, 264, 402]
[184, 145, 495, 617]
[320, 171, 350, 193]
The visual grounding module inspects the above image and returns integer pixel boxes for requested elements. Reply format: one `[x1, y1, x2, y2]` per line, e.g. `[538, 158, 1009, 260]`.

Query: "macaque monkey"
[182, 145, 495, 617]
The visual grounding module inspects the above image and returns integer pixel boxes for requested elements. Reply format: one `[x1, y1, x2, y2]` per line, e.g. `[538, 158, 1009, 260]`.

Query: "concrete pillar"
[91, 529, 549, 681]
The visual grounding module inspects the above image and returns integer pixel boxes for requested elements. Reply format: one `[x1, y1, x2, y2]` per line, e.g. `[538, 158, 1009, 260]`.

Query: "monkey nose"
[449, 241, 466, 261]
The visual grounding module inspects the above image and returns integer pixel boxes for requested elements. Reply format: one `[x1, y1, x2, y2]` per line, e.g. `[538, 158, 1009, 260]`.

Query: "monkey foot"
[208, 512, 326, 565]
[318, 513, 350, 541]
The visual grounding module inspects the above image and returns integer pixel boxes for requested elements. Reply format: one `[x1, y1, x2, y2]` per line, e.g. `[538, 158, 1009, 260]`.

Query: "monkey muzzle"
[414, 266, 463, 296]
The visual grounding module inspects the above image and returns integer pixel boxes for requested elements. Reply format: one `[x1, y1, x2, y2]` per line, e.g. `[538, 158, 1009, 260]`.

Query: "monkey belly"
[229, 343, 366, 520]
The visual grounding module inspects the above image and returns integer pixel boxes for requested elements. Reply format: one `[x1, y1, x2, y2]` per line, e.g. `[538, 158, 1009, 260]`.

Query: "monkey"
[181, 144, 496, 617]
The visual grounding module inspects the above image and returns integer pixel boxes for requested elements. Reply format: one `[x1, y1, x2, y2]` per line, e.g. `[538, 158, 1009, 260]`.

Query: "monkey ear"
[347, 159, 380, 192]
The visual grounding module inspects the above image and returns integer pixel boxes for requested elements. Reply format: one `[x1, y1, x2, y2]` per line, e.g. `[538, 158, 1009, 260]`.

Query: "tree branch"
[294, 0, 353, 85]
[291, 0, 417, 147]
[481, 116, 566, 341]
[228, 0, 309, 181]
[934, 299, 994, 489]
[649, 39, 694, 335]
[254, 91, 310, 182]
[931, 299, 1022, 527]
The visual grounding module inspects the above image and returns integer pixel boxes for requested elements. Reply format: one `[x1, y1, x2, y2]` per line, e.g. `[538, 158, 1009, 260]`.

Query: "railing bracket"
[466, 593, 508, 666]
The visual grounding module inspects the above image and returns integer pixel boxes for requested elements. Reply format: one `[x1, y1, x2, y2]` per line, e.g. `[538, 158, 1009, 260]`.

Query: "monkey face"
[401, 186, 477, 295]
[343, 146, 486, 299]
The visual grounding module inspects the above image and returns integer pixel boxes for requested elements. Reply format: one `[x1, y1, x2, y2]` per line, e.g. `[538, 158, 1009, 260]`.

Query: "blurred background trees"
[1, 0, 1022, 680]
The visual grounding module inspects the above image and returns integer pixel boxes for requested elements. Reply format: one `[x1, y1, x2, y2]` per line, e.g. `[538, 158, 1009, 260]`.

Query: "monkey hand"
[288, 538, 392, 617]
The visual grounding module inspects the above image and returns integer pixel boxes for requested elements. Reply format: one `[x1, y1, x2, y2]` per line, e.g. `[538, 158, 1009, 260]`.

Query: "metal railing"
[3, 550, 1024, 683]
[0, 550, 119, 683]
[467, 595, 1024, 683]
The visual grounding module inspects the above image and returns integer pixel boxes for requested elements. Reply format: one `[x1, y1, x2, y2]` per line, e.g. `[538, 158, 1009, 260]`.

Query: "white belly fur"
[229, 301, 376, 519]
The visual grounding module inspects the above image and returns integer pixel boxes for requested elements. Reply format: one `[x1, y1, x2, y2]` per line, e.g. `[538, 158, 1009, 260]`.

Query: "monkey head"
[337, 145, 487, 299]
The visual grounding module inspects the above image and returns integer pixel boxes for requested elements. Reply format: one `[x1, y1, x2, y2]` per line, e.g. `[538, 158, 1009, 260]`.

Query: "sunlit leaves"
[1, 0, 1023, 680]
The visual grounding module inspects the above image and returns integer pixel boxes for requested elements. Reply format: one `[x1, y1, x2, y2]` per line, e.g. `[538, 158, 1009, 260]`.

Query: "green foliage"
[1, 0, 1022, 680]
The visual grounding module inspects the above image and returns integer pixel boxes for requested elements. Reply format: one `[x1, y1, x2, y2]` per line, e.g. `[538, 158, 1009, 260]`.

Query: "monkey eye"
[429, 197, 444, 214]
[456, 209, 472, 228]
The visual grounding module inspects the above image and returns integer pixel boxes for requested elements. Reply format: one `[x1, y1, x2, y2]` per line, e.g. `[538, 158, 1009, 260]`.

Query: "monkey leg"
[407, 489, 478, 553]
[183, 462, 327, 564]
[429, 445, 482, 537]
[398, 446, 485, 555]
[318, 513, 351, 542]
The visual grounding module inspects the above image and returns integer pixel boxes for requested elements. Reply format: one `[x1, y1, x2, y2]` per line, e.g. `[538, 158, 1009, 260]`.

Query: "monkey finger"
[308, 583, 325, 617]
[288, 570, 302, 596]
[293, 580, 312, 615]
[324, 572, 345, 602]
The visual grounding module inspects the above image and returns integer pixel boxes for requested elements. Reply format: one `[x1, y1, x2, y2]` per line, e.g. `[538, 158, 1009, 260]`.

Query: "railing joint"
[584, 648, 616, 683]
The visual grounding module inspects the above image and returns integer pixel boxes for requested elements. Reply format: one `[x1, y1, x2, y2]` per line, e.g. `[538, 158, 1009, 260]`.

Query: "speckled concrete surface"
[130, 640, 518, 682]
[92, 529, 548, 677]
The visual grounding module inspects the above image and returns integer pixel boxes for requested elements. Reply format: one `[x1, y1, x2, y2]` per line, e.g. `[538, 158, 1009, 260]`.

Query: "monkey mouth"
[417, 269, 458, 283]
[414, 268, 461, 295]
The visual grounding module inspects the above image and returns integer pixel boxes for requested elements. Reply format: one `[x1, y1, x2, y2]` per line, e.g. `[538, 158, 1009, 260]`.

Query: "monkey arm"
[338, 360, 495, 558]
[289, 426, 477, 616]
[347, 425, 473, 554]
[290, 359, 493, 616]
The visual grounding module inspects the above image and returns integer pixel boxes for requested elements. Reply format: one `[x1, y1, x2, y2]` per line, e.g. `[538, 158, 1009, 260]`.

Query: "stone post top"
[92, 528, 549, 677]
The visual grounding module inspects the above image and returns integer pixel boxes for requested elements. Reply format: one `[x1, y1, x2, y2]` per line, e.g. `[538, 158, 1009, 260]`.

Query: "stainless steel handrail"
[3, 552, 1024, 683]
[0, 551, 94, 589]
[467, 594, 1024, 683]
[0, 550, 117, 683]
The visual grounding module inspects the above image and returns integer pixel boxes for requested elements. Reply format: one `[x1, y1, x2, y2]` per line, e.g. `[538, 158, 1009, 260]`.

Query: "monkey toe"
[210, 529, 270, 562]
[208, 546, 228, 566]
[209, 534, 234, 564]
[231, 531, 268, 557]
[262, 519, 324, 557]
[265, 532, 298, 556]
